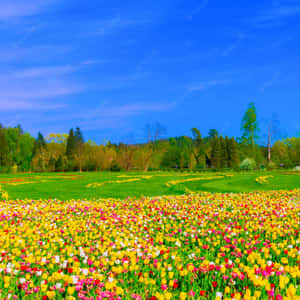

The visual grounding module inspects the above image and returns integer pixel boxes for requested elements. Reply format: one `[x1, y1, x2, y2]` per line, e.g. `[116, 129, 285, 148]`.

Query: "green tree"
[66, 129, 76, 160]
[227, 137, 240, 168]
[208, 129, 219, 140]
[161, 145, 181, 169]
[32, 132, 47, 172]
[75, 127, 84, 172]
[219, 136, 228, 168]
[211, 137, 222, 169]
[0, 125, 9, 167]
[18, 133, 35, 171]
[33, 132, 46, 155]
[241, 102, 259, 154]
[5, 127, 21, 165]
[191, 128, 204, 166]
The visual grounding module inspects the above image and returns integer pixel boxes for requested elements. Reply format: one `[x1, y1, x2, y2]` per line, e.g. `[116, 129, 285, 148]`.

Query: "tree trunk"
[268, 122, 271, 164]
[126, 149, 134, 171]
[251, 131, 255, 154]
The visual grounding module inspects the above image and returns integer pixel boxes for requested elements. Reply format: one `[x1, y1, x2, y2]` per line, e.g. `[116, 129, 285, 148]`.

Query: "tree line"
[0, 103, 299, 173]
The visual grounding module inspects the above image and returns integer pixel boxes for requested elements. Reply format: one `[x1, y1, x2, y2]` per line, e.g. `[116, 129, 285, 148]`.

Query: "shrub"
[110, 160, 121, 172]
[240, 158, 256, 171]
[266, 161, 277, 170]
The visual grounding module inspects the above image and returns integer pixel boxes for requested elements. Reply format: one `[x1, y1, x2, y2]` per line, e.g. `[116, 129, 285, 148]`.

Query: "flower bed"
[0, 190, 299, 299]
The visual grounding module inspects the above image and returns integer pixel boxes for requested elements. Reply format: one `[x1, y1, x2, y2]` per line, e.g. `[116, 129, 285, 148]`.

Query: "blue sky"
[1, 0, 299, 143]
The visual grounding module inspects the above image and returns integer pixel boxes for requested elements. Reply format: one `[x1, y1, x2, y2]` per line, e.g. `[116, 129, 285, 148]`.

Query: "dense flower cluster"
[0, 190, 299, 299]
[0, 186, 8, 201]
[165, 176, 225, 187]
[255, 176, 273, 185]
[86, 178, 141, 188]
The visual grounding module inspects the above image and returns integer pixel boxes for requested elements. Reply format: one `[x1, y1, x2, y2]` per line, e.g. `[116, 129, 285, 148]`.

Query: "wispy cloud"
[94, 15, 150, 36]
[72, 102, 176, 130]
[0, 45, 72, 63]
[0, 82, 83, 103]
[0, 63, 85, 111]
[251, 2, 300, 28]
[188, 80, 230, 91]
[222, 33, 246, 56]
[101, 102, 175, 117]
[9, 65, 77, 79]
[187, 0, 209, 20]
[260, 71, 281, 92]
[0, 0, 55, 19]
[82, 59, 108, 65]
[0, 100, 65, 111]
[2, 59, 103, 80]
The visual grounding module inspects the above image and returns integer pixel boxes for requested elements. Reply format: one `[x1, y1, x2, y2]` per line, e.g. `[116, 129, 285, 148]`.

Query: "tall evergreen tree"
[191, 128, 204, 166]
[241, 102, 259, 155]
[220, 136, 228, 168]
[0, 125, 9, 167]
[75, 127, 84, 172]
[211, 137, 222, 168]
[225, 136, 231, 167]
[208, 129, 219, 140]
[228, 137, 240, 168]
[33, 132, 46, 155]
[75, 127, 84, 145]
[66, 129, 76, 160]
[32, 132, 47, 172]
[16, 124, 24, 135]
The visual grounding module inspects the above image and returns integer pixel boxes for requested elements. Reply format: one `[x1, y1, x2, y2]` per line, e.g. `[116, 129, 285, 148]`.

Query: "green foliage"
[0, 125, 9, 166]
[211, 137, 222, 168]
[33, 132, 47, 155]
[0, 119, 298, 173]
[208, 129, 219, 140]
[110, 160, 121, 171]
[240, 158, 256, 170]
[66, 129, 76, 160]
[241, 102, 259, 151]
[227, 137, 240, 168]
[161, 146, 181, 168]
[18, 133, 35, 171]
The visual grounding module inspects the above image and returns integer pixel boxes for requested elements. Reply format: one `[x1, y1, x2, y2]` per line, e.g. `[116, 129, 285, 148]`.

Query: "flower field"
[0, 190, 299, 299]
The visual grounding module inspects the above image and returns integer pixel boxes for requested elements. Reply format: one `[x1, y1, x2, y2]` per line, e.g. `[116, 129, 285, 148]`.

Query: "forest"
[0, 103, 299, 173]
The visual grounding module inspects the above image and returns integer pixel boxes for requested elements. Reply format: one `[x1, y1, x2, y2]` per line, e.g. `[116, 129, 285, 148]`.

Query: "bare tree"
[144, 122, 166, 171]
[261, 114, 284, 164]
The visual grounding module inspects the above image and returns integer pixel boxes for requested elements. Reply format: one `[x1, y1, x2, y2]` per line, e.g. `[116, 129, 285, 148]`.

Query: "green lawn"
[0, 170, 299, 200]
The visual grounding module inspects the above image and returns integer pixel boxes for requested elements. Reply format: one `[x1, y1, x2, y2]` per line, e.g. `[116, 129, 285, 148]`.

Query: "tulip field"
[0, 172, 299, 299]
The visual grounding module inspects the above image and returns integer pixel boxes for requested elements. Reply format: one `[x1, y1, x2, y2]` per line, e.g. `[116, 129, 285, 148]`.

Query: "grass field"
[0, 170, 299, 200]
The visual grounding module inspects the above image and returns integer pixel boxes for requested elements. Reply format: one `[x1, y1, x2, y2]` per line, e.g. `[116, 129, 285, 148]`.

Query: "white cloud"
[222, 33, 246, 57]
[0, 100, 65, 111]
[0, 0, 55, 19]
[0, 77, 83, 111]
[69, 102, 176, 130]
[187, 0, 209, 20]
[252, 3, 300, 28]
[260, 71, 281, 92]
[188, 80, 230, 91]
[10, 65, 77, 79]
[100, 102, 175, 117]
[93, 15, 150, 36]
[0, 45, 72, 63]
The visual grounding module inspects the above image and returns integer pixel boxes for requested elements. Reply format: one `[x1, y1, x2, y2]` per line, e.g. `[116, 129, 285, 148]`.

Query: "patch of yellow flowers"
[166, 176, 224, 186]
[255, 175, 273, 184]
[0, 185, 8, 201]
[86, 178, 141, 188]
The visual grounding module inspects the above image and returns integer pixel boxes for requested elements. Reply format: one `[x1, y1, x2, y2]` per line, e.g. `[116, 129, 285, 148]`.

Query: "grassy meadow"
[0, 170, 299, 200]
